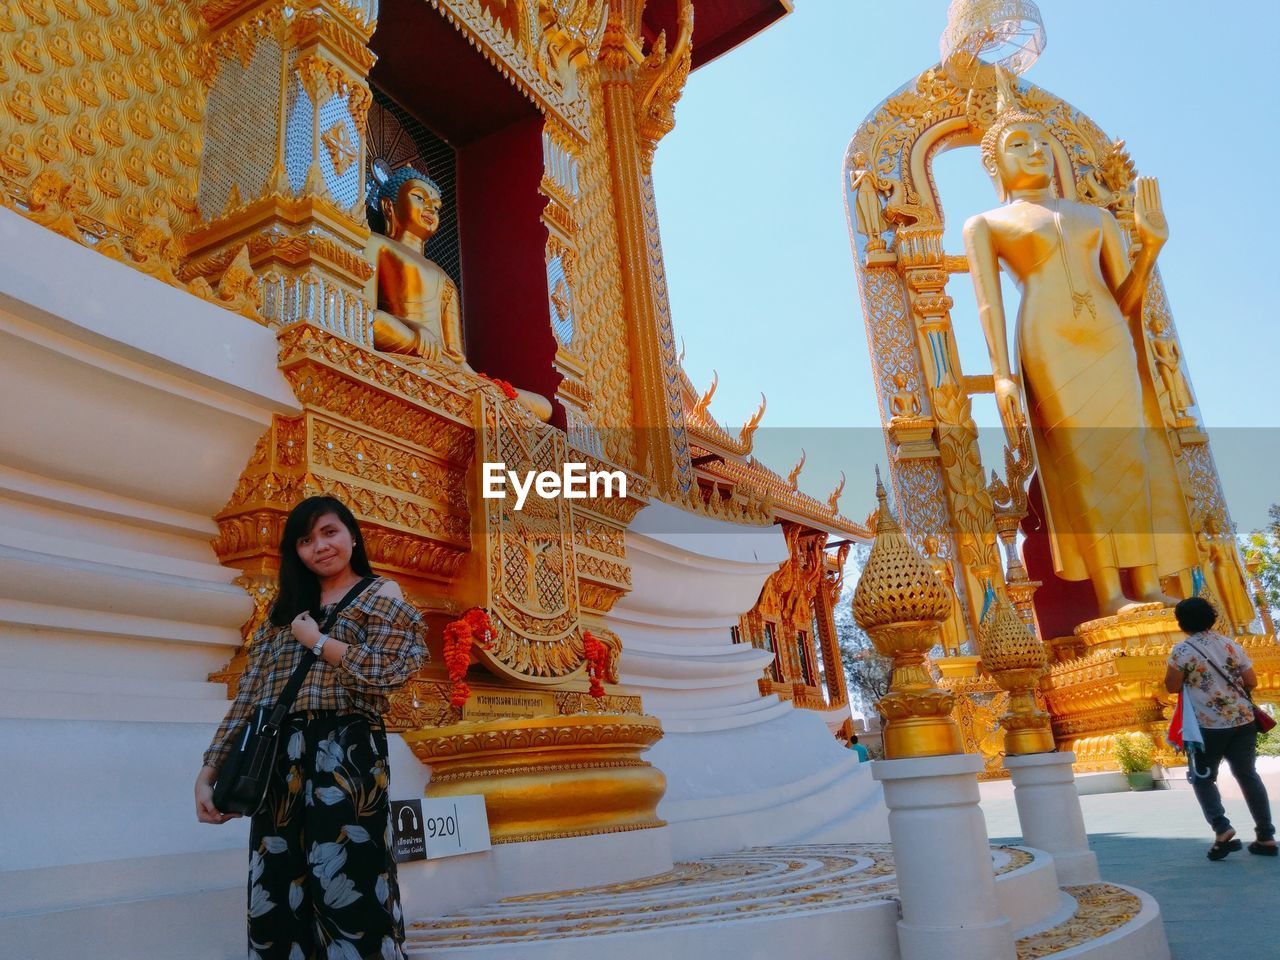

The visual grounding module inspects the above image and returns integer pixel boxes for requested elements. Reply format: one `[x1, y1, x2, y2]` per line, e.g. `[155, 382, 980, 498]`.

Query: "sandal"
[1208, 832, 1241, 861]
[1248, 841, 1278, 857]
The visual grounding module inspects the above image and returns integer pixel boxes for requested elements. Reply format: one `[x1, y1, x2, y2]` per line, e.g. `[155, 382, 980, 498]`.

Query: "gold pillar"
[182, 0, 376, 338]
[852, 476, 963, 758]
[597, 5, 695, 496]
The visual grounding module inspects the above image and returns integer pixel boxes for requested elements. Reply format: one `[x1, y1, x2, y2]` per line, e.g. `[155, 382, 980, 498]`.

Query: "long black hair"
[269, 496, 374, 626]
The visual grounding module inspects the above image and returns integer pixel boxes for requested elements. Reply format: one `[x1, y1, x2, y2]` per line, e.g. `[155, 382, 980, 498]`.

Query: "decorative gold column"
[597, 3, 695, 496]
[852, 476, 963, 758]
[182, 0, 376, 339]
[979, 595, 1055, 755]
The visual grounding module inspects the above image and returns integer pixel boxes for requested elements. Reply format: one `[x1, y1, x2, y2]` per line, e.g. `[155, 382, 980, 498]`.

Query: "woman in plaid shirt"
[195, 496, 427, 960]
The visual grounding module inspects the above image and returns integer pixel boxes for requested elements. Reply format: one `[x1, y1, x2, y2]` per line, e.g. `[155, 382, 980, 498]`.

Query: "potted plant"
[1115, 732, 1155, 790]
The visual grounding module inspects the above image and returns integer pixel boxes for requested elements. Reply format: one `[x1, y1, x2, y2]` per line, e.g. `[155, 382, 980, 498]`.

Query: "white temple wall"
[0, 209, 299, 956]
[607, 501, 889, 859]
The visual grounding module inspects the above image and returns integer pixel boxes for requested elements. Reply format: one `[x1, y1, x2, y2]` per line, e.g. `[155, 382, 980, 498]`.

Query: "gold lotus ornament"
[978, 591, 1055, 755]
[852, 474, 963, 759]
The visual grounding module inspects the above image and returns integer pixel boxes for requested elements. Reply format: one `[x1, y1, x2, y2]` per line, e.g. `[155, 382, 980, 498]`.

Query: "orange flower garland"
[478, 372, 519, 400]
[582, 630, 609, 699]
[443, 608, 496, 709]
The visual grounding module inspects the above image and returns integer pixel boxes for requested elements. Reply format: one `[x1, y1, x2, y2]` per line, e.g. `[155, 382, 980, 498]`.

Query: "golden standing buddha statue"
[962, 113, 1196, 616]
[366, 167, 466, 364]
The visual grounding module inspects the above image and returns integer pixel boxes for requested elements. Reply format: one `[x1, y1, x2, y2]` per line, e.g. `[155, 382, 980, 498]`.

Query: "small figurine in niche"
[888, 371, 923, 421]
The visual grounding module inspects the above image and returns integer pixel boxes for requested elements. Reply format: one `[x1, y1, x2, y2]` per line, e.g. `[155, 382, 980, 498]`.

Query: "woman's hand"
[291, 610, 321, 648]
[195, 765, 239, 824]
[1133, 176, 1168, 254]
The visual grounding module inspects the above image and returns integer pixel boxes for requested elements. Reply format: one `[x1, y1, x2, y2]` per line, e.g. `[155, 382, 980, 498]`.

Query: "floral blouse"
[1168, 631, 1254, 730]
[204, 578, 426, 770]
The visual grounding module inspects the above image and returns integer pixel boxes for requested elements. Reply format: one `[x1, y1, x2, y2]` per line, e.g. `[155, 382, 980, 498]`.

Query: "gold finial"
[979, 593, 1054, 754]
[739, 392, 767, 448]
[853, 475, 950, 631]
[787, 448, 806, 490]
[692, 370, 717, 419]
[979, 595, 1046, 673]
[827, 470, 846, 513]
[851, 473, 962, 758]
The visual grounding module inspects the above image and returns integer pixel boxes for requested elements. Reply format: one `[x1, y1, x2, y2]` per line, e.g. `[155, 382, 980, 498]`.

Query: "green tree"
[1243, 503, 1280, 621]
[832, 545, 892, 714]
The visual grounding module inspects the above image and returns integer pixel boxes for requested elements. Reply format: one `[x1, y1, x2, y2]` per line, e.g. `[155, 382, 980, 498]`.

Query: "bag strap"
[264, 577, 376, 732]
[1184, 637, 1256, 706]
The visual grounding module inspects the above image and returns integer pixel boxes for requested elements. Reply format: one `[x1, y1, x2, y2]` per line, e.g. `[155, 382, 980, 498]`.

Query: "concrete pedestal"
[873, 753, 1015, 960]
[1004, 751, 1100, 885]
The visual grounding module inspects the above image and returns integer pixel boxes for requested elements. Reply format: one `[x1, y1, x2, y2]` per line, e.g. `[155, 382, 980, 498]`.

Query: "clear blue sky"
[652, 1, 1278, 533]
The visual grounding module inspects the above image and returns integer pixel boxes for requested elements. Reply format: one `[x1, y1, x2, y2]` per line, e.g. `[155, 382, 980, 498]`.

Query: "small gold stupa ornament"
[978, 589, 1055, 755]
[852, 474, 963, 759]
[939, 0, 1046, 89]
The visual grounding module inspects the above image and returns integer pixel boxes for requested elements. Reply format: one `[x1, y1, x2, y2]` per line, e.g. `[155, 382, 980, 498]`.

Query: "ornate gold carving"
[0, 0, 208, 267]
[573, 65, 636, 468]
[1017, 884, 1142, 959]
[632, 0, 692, 172]
[402, 714, 666, 843]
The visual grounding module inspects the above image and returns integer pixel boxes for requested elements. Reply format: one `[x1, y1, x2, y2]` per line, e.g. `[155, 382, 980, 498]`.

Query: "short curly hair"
[979, 110, 1048, 175]
[1174, 596, 1218, 634]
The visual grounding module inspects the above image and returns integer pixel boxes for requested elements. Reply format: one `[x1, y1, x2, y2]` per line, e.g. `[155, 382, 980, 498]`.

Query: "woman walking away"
[196, 496, 427, 959]
[1165, 596, 1275, 861]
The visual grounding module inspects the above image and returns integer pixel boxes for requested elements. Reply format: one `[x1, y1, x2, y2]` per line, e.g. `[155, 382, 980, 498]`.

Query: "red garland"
[478, 372, 519, 400]
[443, 608, 496, 709]
[582, 630, 609, 699]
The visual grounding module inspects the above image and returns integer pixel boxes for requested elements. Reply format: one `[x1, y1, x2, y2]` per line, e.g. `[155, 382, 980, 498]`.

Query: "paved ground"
[979, 758, 1280, 960]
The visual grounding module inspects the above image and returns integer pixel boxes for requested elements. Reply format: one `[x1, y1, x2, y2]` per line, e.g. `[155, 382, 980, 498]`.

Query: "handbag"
[1184, 639, 1276, 734]
[212, 577, 374, 815]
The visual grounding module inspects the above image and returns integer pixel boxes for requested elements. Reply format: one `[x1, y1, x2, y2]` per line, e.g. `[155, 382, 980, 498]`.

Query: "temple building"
[0, 1, 1193, 958]
[680, 370, 867, 738]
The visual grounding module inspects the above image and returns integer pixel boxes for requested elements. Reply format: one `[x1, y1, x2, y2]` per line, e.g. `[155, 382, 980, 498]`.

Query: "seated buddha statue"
[366, 167, 466, 364]
[366, 166, 552, 421]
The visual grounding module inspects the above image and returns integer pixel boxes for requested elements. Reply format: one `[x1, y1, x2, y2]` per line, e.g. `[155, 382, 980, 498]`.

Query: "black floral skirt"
[247, 711, 406, 960]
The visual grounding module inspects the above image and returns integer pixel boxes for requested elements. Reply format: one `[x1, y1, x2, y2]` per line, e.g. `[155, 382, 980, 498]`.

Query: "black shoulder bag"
[212, 577, 375, 815]
[1185, 638, 1276, 734]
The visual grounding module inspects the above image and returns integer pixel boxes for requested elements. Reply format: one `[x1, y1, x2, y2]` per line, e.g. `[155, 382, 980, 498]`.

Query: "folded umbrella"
[1167, 689, 1210, 781]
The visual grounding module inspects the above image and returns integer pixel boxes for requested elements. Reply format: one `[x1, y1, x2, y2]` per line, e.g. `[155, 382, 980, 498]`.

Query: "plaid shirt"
[203, 578, 427, 770]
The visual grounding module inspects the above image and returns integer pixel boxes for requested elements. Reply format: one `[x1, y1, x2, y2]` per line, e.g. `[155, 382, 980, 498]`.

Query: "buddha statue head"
[371, 165, 443, 248]
[980, 112, 1056, 201]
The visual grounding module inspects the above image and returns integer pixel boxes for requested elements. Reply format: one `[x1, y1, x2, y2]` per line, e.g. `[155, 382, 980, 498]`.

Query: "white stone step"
[401, 842, 1062, 959]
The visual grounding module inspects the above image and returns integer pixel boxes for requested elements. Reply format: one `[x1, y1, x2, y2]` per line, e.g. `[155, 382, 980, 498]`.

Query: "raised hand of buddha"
[1133, 176, 1168, 252]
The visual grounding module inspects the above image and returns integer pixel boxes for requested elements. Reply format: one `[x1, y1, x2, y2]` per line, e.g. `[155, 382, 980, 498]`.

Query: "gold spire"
[851, 473, 962, 759]
[978, 594, 1046, 673]
[853, 473, 950, 632]
[978, 593, 1054, 754]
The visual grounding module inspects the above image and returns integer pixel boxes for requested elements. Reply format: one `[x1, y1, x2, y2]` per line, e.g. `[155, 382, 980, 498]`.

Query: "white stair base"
[400, 843, 1169, 960]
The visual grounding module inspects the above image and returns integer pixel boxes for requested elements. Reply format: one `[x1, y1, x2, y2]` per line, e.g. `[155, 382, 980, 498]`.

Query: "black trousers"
[1191, 721, 1275, 842]
[247, 712, 406, 960]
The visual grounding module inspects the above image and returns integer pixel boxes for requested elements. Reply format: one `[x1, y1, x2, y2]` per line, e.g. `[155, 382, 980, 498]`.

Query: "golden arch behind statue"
[845, 65, 1231, 637]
